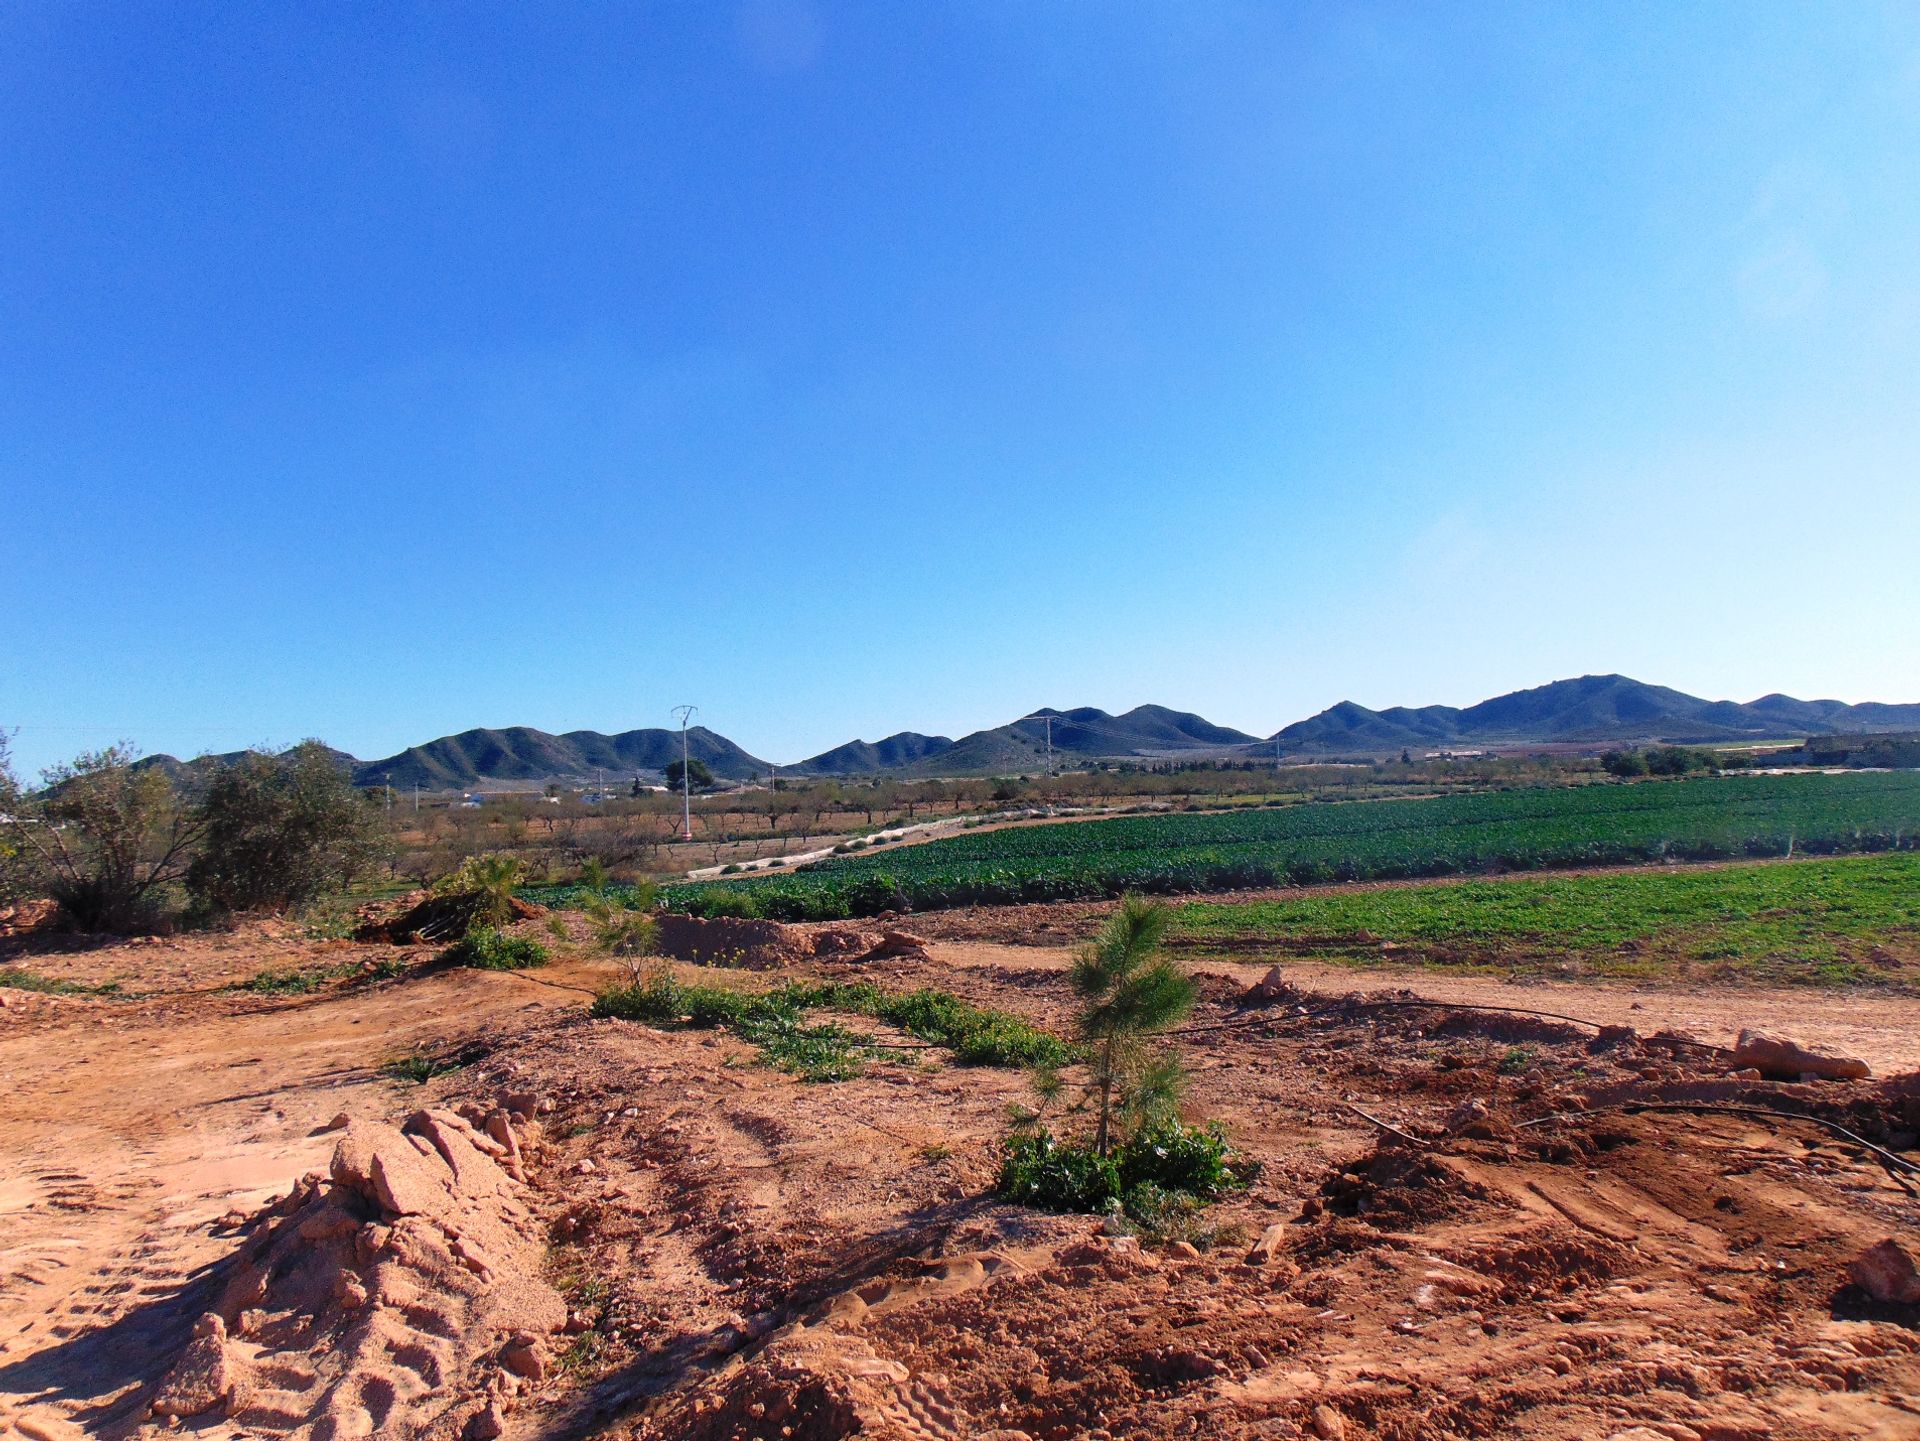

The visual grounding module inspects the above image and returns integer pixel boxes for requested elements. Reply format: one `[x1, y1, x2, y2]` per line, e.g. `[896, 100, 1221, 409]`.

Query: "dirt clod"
[1731, 1028, 1871, 1082]
[1848, 1238, 1920, 1304]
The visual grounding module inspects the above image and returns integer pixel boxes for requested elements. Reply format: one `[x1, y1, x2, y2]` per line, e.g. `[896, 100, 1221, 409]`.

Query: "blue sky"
[5, 2, 1918, 775]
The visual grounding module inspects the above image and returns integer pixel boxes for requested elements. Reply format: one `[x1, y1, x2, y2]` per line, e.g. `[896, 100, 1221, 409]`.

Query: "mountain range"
[135, 676, 1920, 790]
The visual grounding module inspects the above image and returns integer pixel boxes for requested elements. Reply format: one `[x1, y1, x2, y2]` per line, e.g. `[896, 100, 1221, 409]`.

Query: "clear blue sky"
[5, 2, 1918, 775]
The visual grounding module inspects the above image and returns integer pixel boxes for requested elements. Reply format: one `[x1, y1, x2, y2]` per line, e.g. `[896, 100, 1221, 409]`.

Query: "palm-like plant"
[580, 870, 658, 980]
[1069, 894, 1196, 1155]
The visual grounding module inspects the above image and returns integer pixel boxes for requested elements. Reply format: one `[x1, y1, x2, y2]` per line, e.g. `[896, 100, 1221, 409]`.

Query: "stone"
[1310, 1403, 1347, 1440]
[1849, 1238, 1920, 1304]
[1243, 1222, 1289, 1266]
[1239, 964, 1296, 1006]
[151, 1313, 250, 1419]
[371, 1134, 454, 1217]
[499, 1090, 541, 1120]
[500, 1336, 546, 1380]
[1445, 1098, 1490, 1133]
[1731, 1029, 1870, 1082]
[484, 1109, 526, 1181]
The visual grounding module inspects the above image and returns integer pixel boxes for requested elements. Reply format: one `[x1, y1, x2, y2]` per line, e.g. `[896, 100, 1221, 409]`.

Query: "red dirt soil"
[2, 916, 1917, 1441]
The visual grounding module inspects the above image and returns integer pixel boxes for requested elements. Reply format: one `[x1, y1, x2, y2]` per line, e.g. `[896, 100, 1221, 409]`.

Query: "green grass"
[0, 966, 96, 995]
[527, 771, 1920, 920]
[231, 955, 409, 995]
[234, 966, 336, 995]
[1170, 851, 1920, 986]
[589, 975, 1069, 1079]
[380, 1046, 482, 1083]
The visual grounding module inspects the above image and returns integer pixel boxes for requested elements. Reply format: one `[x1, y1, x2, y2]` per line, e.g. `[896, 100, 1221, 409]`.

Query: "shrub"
[24, 746, 204, 932]
[433, 853, 527, 929]
[997, 1130, 1124, 1214]
[1116, 1120, 1249, 1197]
[443, 927, 549, 970]
[0, 733, 32, 909]
[685, 887, 761, 919]
[581, 875, 657, 962]
[186, 741, 385, 918]
[996, 1121, 1254, 1221]
[590, 973, 687, 1022]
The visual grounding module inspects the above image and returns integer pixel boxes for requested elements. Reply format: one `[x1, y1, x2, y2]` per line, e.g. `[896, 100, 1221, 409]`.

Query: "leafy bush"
[19, 746, 204, 933]
[589, 973, 687, 1022]
[997, 1130, 1124, 1214]
[185, 742, 385, 918]
[1116, 1120, 1251, 1196]
[443, 927, 549, 970]
[997, 1121, 1254, 1221]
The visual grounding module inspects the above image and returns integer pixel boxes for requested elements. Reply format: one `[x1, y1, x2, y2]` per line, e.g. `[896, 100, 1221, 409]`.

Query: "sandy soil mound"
[144, 1108, 562, 1441]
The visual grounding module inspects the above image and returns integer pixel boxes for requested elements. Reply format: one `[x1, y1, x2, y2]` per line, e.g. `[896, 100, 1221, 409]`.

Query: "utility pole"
[673, 704, 698, 840]
[1018, 713, 1059, 776]
[385, 773, 392, 814]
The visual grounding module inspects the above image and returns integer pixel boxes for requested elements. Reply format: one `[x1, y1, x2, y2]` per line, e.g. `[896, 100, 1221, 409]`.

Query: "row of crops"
[527, 772, 1920, 921]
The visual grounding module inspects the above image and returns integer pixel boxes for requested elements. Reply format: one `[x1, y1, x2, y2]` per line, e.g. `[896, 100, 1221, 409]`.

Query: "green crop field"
[1170, 851, 1920, 987]
[538, 770, 1920, 921]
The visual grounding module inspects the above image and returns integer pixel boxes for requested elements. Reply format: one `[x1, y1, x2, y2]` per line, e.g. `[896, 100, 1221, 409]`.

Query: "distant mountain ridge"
[130, 676, 1920, 789]
[353, 726, 770, 789]
[1262, 674, 1920, 754]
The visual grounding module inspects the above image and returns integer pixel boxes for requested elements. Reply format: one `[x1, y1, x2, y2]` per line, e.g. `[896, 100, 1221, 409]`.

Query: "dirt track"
[3, 923, 1918, 1440]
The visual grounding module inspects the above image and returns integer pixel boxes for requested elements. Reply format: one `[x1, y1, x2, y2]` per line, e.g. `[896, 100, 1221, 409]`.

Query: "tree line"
[1, 736, 384, 933]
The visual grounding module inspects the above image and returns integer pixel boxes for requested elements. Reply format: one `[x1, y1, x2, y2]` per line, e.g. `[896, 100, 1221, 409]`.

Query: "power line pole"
[1018, 713, 1059, 776]
[673, 704, 698, 840]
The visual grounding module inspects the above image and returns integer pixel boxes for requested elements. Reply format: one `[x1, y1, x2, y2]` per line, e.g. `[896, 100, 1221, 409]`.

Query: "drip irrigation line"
[1344, 1103, 1432, 1148]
